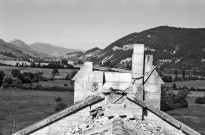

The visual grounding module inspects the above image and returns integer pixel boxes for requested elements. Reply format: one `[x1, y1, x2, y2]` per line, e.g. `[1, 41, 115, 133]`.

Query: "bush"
[54, 102, 67, 112]
[55, 97, 62, 102]
[39, 76, 48, 81]
[174, 76, 183, 81]
[161, 86, 189, 111]
[173, 83, 177, 89]
[31, 77, 39, 83]
[54, 97, 67, 112]
[67, 64, 74, 69]
[12, 77, 22, 86]
[64, 84, 68, 86]
[66, 70, 78, 80]
[49, 77, 55, 81]
[162, 75, 172, 82]
[3, 76, 13, 86]
[52, 68, 59, 77]
[11, 69, 21, 77]
[195, 97, 205, 104]
[25, 77, 31, 83]
[190, 87, 196, 91]
[0, 70, 5, 86]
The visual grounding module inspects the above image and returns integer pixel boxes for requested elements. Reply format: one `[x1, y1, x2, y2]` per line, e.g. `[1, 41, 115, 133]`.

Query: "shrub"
[54, 102, 67, 112]
[162, 75, 172, 82]
[54, 97, 67, 112]
[66, 70, 78, 80]
[64, 84, 68, 86]
[31, 77, 39, 83]
[195, 97, 205, 104]
[67, 64, 74, 69]
[11, 69, 21, 77]
[0, 70, 5, 86]
[12, 77, 22, 86]
[190, 87, 196, 91]
[52, 68, 59, 77]
[173, 83, 177, 89]
[23, 72, 34, 79]
[174, 76, 183, 81]
[39, 76, 48, 81]
[70, 80, 74, 86]
[55, 97, 62, 102]
[161, 86, 189, 111]
[3, 76, 13, 86]
[49, 77, 55, 81]
[25, 77, 31, 83]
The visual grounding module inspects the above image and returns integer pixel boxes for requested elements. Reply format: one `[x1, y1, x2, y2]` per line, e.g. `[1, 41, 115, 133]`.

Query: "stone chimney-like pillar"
[131, 44, 145, 98]
[145, 55, 153, 72]
[132, 44, 145, 79]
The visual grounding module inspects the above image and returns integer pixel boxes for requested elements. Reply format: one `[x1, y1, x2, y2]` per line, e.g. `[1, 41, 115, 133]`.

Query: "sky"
[0, 0, 205, 51]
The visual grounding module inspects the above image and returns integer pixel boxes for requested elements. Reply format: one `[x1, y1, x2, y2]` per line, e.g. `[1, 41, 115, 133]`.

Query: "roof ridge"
[127, 96, 201, 135]
[112, 117, 124, 135]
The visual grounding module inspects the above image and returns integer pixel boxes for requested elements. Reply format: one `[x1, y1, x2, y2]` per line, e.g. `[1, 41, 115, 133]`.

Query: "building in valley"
[13, 44, 200, 135]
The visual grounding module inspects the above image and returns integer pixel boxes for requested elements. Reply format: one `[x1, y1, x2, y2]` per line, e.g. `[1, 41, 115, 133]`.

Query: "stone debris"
[63, 113, 110, 135]
[62, 114, 175, 135]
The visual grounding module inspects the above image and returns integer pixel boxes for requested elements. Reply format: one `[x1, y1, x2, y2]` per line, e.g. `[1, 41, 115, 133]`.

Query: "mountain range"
[0, 39, 80, 60]
[1, 26, 205, 70]
[86, 26, 205, 70]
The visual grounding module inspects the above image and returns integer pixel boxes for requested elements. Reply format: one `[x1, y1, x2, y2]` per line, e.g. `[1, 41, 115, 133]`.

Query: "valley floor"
[0, 89, 74, 135]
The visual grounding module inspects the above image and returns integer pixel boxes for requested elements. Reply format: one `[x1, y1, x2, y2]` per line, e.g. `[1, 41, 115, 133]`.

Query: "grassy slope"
[0, 89, 74, 135]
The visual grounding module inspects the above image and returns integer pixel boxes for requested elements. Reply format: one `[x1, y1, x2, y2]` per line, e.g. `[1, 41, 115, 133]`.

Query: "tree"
[54, 97, 67, 112]
[66, 70, 77, 80]
[30, 62, 36, 67]
[162, 75, 172, 82]
[61, 59, 68, 65]
[37, 62, 41, 67]
[12, 77, 22, 86]
[0, 70, 5, 86]
[25, 77, 31, 84]
[173, 83, 177, 89]
[3, 76, 13, 86]
[55, 97, 62, 102]
[174, 69, 178, 80]
[52, 68, 59, 77]
[11, 69, 21, 77]
[182, 69, 186, 80]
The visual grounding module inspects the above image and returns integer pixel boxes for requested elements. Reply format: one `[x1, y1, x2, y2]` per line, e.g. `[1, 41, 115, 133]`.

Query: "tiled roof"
[12, 94, 201, 135]
[112, 117, 174, 135]
[60, 114, 175, 135]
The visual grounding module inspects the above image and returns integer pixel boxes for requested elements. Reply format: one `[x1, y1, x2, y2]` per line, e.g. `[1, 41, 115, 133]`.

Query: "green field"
[34, 80, 72, 87]
[0, 66, 75, 78]
[167, 95, 205, 135]
[164, 80, 205, 89]
[0, 89, 74, 135]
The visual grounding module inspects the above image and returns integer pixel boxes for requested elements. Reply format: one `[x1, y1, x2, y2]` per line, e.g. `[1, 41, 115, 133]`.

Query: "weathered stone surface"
[132, 44, 144, 79]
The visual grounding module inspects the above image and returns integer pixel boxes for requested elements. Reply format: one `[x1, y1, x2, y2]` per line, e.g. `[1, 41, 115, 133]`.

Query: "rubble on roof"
[61, 112, 176, 135]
